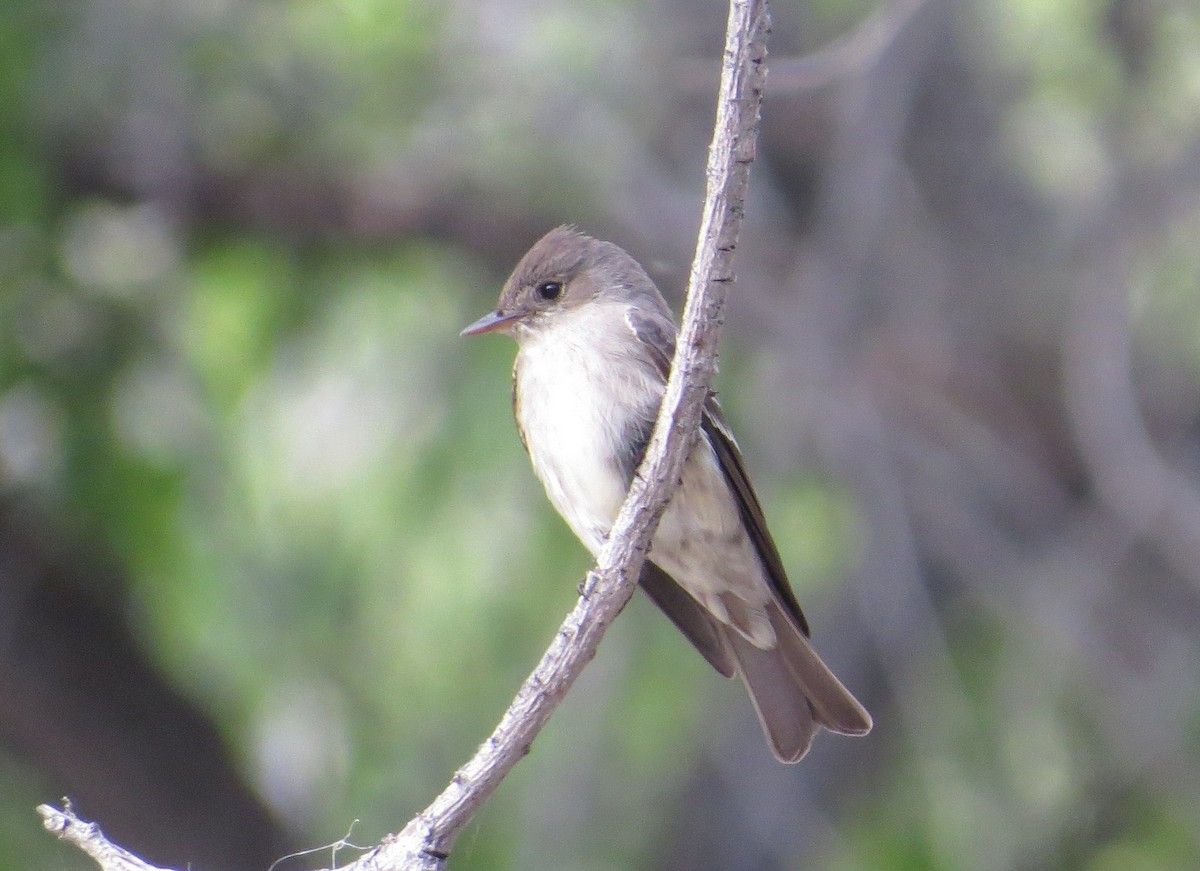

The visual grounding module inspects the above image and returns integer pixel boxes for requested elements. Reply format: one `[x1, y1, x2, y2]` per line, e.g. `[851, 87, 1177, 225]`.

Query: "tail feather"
[725, 606, 871, 763]
[770, 608, 872, 736]
[726, 631, 817, 762]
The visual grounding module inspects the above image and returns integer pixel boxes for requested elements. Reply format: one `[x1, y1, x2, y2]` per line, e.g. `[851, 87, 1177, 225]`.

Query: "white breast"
[514, 304, 661, 554]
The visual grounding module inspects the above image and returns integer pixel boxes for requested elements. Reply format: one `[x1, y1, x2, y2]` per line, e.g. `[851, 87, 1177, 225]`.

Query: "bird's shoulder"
[623, 305, 677, 382]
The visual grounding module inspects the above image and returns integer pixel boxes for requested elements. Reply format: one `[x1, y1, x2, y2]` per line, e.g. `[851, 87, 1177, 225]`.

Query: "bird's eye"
[536, 281, 562, 301]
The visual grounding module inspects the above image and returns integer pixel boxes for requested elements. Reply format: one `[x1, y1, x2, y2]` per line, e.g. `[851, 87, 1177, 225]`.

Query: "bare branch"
[36, 1, 771, 869]
[676, 0, 925, 94]
[38, 803, 172, 871]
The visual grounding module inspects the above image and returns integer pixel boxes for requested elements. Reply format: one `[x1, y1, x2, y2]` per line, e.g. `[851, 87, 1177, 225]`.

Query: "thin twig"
[38, 803, 171, 871]
[36, 1, 771, 869]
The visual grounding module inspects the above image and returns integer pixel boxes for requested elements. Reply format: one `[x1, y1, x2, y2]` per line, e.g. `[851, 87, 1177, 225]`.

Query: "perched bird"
[462, 226, 871, 761]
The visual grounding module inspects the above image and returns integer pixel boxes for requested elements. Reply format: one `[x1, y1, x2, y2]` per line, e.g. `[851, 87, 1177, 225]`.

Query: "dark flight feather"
[639, 561, 735, 677]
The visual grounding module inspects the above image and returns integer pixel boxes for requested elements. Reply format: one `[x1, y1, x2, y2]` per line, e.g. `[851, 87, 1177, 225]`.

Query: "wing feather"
[625, 306, 811, 637]
[640, 562, 735, 677]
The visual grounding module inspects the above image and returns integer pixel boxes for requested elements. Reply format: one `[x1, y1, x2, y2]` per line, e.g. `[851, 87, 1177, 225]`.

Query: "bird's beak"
[460, 308, 523, 337]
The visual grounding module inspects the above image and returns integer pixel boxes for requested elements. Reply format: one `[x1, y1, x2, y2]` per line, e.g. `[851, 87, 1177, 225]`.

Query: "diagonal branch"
[38, 803, 172, 871]
[38, 1, 771, 868]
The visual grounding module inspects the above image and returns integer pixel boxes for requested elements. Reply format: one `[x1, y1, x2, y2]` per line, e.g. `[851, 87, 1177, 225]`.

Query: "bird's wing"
[511, 363, 530, 456]
[624, 306, 811, 638]
[640, 561, 735, 677]
[700, 405, 810, 636]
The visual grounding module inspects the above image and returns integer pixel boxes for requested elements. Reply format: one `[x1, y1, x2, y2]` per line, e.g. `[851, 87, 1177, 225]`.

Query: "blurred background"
[2, 0, 1200, 868]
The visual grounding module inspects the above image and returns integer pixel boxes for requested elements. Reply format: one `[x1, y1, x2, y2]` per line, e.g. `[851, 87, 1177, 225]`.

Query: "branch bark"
[38, 803, 172, 871]
[38, 0, 771, 868]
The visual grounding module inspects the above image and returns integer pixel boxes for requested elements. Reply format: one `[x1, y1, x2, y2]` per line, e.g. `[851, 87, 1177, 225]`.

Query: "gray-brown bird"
[462, 226, 871, 761]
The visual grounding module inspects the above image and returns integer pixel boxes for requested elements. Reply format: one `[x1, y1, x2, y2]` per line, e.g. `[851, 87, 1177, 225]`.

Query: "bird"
[461, 226, 871, 762]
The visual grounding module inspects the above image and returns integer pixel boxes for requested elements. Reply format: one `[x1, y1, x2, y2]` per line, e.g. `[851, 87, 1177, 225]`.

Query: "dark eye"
[536, 281, 562, 301]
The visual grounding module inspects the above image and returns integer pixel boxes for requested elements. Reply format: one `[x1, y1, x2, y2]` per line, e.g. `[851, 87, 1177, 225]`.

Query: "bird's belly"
[529, 426, 628, 555]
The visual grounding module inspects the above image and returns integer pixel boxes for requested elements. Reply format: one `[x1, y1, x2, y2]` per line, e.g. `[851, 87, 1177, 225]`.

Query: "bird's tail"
[725, 606, 871, 763]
